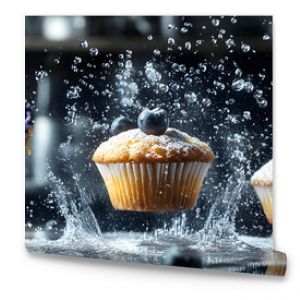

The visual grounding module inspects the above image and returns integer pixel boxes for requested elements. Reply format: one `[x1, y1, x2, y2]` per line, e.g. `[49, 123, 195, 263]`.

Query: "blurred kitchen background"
[25, 16, 272, 239]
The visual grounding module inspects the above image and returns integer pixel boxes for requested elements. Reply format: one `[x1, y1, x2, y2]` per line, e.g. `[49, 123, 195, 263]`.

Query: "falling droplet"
[198, 63, 207, 72]
[80, 40, 88, 48]
[171, 63, 180, 72]
[185, 42, 191, 50]
[263, 34, 271, 40]
[225, 38, 236, 49]
[202, 98, 212, 107]
[256, 98, 268, 108]
[180, 27, 188, 34]
[89, 48, 99, 57]
[147, 35, 153, 41]
[66, 86, 82, 99]
[184, 92, 197, 103]
[73, 56, 82, 65]
[159, 83, 169, 93]
[243, 81, 254, 93]
[243, 111, 252, 120]
[231, 79, 245, 92]
[168, 38, 175, 45]
[179, 64, 187, 73]
[253, 89, 263, 100]
[241, 43, 251, 53]
[153, 49, 161, 56]
[231, 17, 237, 24]
[35, 70, 48, 81]
[211, 18, 220, 27]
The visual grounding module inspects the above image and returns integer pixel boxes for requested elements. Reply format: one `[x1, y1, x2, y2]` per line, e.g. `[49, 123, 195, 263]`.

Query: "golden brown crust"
[250, 179, 272, 187]
[92, 128, 215, 164]
[250, 160, 273, 187]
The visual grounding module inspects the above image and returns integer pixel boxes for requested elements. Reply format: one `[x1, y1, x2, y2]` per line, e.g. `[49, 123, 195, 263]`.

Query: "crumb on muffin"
[92, 128, 215, 164]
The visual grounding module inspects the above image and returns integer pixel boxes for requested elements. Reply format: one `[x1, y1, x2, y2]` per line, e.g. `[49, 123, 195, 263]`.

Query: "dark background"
[25, 16, 272, 238]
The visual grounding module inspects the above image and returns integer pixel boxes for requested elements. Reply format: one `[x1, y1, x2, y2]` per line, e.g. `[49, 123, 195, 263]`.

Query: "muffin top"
[250, 160, 273, 187]
[92, 128, 215, 164]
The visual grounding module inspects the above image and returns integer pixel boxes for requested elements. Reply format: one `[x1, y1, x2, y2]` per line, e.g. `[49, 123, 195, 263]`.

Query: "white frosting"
[251, 159, 273, 184]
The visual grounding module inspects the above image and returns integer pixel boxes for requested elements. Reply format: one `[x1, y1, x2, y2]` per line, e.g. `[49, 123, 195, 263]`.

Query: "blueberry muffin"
[92, 108, 214, 212]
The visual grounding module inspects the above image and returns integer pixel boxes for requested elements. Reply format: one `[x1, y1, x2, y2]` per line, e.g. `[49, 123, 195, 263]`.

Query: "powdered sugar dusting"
[93, 128, 214, 163]
[251, 160, 273, 186]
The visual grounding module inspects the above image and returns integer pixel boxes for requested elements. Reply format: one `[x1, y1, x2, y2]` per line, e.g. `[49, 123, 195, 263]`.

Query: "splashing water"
[26, 131, 272, 263]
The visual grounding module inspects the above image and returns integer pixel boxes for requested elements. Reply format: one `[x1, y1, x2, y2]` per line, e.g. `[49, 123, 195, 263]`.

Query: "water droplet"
[183, 22, 193, 28]
[54, 58, 60, 64]
[225, 38, 236, 49]
[198, 63, 207, 72]
[258, 73, 266, 80]
[66, 86, 81, 99]
[263, 34, 271, 40]
[159, 83, 169, 93]
[63, 79, 69, 85]
[168, 38, 175, 45]
[243, 81, 254, 93]
[241, 43, 251, 53]
[253, 89, 263, 100]
[202, 98, 212, 107]
[153, 49, 161, 56]
[180, 27, 188, 34]
[211, 18, 220, 26]
[125, 60, 133, 70]
[214, 80, 226, 90]
[35, 70, 48, 81]
[171, 63, 180, 72]
[243, 111, 251, 120]
[196, 40, 203, 46]
[179, 64, 187, 73]
[231, 17, 237, 24]
[89, 48, 99, 57]
[184, 92, 197, 103]
[73, 56, 82, 65]
[256, 98, 268, 108]
[80, 40, 88, 48]
[218, 64, 225, 72]
[235, 68, 243, 77]
[185, 42, 191, 50]
[147, 35, 153, 40]
[184, 77, 193, 85]
[180, 110, 188, 117]
[171, 83, 180, 91]
[226, 98, 235, 105]
[125, 50, 132, 59]
[231, 79, 245, 92]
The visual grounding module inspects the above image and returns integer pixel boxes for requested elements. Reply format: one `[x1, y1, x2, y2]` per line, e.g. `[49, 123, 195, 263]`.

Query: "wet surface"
[25, 231, 286, 276]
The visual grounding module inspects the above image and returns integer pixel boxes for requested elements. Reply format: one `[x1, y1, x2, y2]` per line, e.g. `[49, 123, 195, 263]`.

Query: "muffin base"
[254, 186, 273, 224]
[96, 162, 211, 212]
